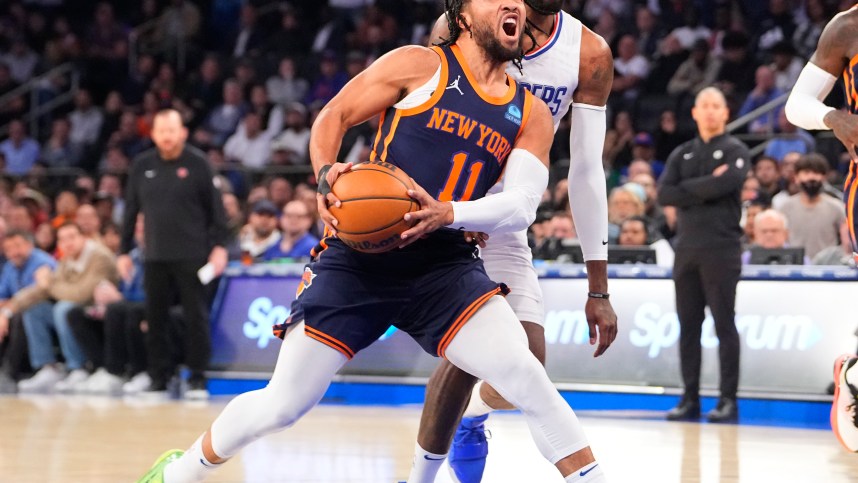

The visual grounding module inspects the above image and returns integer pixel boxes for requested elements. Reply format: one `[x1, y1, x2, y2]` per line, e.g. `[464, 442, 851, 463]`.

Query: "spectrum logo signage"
[243, 297, 291, 349]
[544, 302, 823, 358]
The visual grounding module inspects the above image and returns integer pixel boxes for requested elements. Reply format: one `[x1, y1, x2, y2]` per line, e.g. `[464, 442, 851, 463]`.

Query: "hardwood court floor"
[1, 395, 857, 482]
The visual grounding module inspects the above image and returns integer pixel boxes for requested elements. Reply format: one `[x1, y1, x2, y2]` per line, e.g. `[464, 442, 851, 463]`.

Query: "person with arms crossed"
[138, 1, 606, 482]
[783, 3, 858, 453]
[658, 87, 751, 423]
[418, 2, 617, 481]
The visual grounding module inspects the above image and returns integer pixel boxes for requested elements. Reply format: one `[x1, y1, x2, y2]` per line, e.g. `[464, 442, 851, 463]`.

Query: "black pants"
[673, 247, 742, 400]
[144, 260, 210, 382]
[67, 301, 148, 376]
[0, 315, 30, 380]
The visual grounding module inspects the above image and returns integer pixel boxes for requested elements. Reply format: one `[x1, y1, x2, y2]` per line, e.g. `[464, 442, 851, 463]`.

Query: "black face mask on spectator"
[800, 180, 823, 198]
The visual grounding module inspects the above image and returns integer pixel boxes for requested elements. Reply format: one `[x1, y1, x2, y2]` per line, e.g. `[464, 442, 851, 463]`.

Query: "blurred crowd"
[0, 0, 855, 393]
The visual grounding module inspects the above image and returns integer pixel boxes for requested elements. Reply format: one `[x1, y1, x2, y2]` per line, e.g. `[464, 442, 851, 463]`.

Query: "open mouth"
[502, 14, 518, 38]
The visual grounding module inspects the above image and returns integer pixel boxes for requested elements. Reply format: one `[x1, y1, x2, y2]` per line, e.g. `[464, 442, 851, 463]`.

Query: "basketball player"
[784, 4, 858, 453]
[414, 2, 617, 481]
[138, 1, 605, 482]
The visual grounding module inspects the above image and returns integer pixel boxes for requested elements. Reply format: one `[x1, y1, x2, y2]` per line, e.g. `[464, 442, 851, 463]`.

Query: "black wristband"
[588, 292, 610, 300]
[317, 165, 333, 196]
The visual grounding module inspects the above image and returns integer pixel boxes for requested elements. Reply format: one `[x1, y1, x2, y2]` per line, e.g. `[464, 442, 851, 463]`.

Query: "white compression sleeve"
[784, 62, 838, 131]
[569, 103, 609, 261]
[449, 148, 548, 234]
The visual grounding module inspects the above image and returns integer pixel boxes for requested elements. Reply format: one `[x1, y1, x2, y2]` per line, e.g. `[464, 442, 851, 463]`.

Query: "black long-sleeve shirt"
[121, 145, 229, 262]
[657, 133, 751, 250]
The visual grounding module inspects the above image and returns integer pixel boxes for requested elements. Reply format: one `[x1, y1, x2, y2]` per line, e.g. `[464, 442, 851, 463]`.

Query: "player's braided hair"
[435, 0, 526, 73]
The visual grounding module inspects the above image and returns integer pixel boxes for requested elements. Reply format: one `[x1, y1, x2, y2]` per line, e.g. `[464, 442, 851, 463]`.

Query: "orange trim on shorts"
[305, 326, 355, 359]
[369, 111, 387, 162]
[309, 236, 331, 258]
[437, 287, 503, 358]
[399, 47, 449, 117]
[848, 174, 858, 247]
[515, 91, 534, 143]
[450, 44, 517, 106]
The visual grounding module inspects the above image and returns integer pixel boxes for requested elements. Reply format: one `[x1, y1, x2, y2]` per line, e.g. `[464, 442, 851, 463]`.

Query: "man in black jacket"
[658, 87, 750, 422]
[119, 109, 228, 399]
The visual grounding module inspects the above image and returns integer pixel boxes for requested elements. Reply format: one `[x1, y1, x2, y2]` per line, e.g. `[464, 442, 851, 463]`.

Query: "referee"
[657, 87, 750, 422]
[119, 109, 228, 399]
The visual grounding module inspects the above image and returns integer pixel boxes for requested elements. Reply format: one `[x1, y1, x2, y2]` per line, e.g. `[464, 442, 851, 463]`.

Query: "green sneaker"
[137, 449, 184, 483]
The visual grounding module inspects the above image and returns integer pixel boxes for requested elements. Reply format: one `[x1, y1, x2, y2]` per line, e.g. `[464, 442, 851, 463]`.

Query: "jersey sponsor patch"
[505, 104, 522, 125]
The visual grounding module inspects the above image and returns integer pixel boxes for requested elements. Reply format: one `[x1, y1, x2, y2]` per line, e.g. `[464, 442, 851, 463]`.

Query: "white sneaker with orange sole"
[832, 354, 858, 452]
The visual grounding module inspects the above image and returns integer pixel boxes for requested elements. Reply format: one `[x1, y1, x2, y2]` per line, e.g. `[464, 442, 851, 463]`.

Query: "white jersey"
[481, 12, 584, 325]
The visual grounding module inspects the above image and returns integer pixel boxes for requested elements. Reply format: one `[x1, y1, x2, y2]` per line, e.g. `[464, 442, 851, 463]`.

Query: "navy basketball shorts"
[276, 234, 508, 359]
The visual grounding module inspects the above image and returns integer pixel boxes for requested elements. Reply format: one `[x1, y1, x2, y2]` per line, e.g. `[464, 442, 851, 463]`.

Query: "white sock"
[407, 443, 447, 483]
[565, 462, 606, 482]
[163, 434, 222, 483]
[462, 381, 494, 418]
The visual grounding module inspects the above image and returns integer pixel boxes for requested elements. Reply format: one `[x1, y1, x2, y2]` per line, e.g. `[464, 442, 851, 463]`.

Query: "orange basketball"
[328, 160, 419, 253]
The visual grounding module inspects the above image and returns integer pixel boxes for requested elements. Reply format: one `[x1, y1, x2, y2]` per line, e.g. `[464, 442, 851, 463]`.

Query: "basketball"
[328, 160, 418, 253]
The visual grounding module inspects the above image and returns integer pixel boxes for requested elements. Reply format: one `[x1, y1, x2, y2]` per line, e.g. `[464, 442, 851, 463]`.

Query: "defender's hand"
[586, 297, 618, 357]
[400, 180, 453, 248]
[825, 111, 858, 161]
[464, 231, 489, 248]
[316, 162, 353, 235]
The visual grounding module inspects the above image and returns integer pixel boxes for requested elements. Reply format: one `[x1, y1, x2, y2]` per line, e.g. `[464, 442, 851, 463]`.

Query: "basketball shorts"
[480, 230, 545, 326]
[277, 230, 508, 360]
[845, 162, 858, 262]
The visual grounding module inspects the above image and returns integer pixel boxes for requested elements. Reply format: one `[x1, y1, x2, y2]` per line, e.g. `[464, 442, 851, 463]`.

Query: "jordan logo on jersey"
[446, 75, 464, 95]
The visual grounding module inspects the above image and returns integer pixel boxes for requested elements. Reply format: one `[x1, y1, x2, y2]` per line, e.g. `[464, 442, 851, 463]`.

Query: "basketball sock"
[462, 381, 494, 418]
[406, 443, 447, 483]
[163, 434, 220, 483]
[564, 462, 606, 482]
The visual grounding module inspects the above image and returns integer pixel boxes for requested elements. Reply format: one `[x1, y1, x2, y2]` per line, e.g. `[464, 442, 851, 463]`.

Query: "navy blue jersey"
[370, 44, 534, 203]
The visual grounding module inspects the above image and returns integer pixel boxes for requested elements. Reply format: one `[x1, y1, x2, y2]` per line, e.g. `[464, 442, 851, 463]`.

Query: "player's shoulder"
[377, 45, 442, 72]
[578, 19, 611, 61]
[825, 6, 858, 34]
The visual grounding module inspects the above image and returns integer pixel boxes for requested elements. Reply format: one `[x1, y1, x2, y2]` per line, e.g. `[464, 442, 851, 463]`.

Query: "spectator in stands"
[608, 184, 646, 243]
[1, 38, 39, 84]
[763, 110, 815, 161]
[51, 190, 79, 229]
[592, 9, 619, 53]
[222, 192, 244, 258]
[69, 88, 105, 150]
[634, 6, 664, 59]
[814, 220, 854, 266]
[41, 117, 81, 168]
[195, 79, 247, 147]
[266, 57, 309, 107]
[769, 41, 803, 94]
[793, 0, 830, 59]
[345, 51, 368, 80]
[266, 177, 293, 211]
[0, 61, 19, 97]
[306, 51, 348, 105]
[667, 38, 721, 99]
[631, 172, 669, 236]
[715, 31, 757, 99]
[0, 120, 39, 176]
[100, 221, 120, 254]
[270, 102, 311, 165]
[266, 7, 310, 58]
[121, 54, 156, 106]
[66, 215, 148, 394]
[753, 156, 781, 198]
[742, 176, 762, 203]
[97, 173, 124, 225]
[109, 111, 149, 160]
[75, 204, 102, 241]
[665, 6, 711, 50]
[156, 0, 202, 50]
[618, 215, 674, 268]
[185, 55, 223, 115]
[85, 2, 128, 79]
[742, 198, 769, 249]
[612, 34, 649, 105]
[741, 209, 808, 264]
[654, 110, 687, 162]
[603, 111, 635, 172]
[755, 0, 797, 52]
[772, 151, 801, 210]
[630, 132, 664, 177]
[0, 230, 56, 392]
[3, 222, 117, 392]
[223, 112, 272, 170]
[549, 211, 577, 240]
[248, 84, 284, 139]
[263, 200, 320, 261]
[779, 154, 845, 259]
[8, 204, 34, 233]
[240, 200, 281, 260]
[229, 4, 265, 58]
[738, 66, 783, 134]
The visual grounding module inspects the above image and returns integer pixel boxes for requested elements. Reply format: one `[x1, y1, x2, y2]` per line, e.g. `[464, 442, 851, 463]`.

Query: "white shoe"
[833, 354, 858, 452]
[55, 369, 90, 393]
[122, 372, 151, 395]
[84, 368, 124, 395]
[18, 365, 64, 393]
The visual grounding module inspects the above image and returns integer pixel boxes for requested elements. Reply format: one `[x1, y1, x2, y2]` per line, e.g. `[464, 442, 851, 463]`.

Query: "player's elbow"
[784, 93, 803, 128]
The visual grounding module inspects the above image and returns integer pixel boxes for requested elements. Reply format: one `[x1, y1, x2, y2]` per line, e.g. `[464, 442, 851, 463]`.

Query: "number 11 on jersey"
[438, 152, 484, 202]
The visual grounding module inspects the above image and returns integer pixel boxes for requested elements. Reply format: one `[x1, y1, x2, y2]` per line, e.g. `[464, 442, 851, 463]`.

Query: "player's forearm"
[585, 260, 608, 293]
[309, 107, 348, 175]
